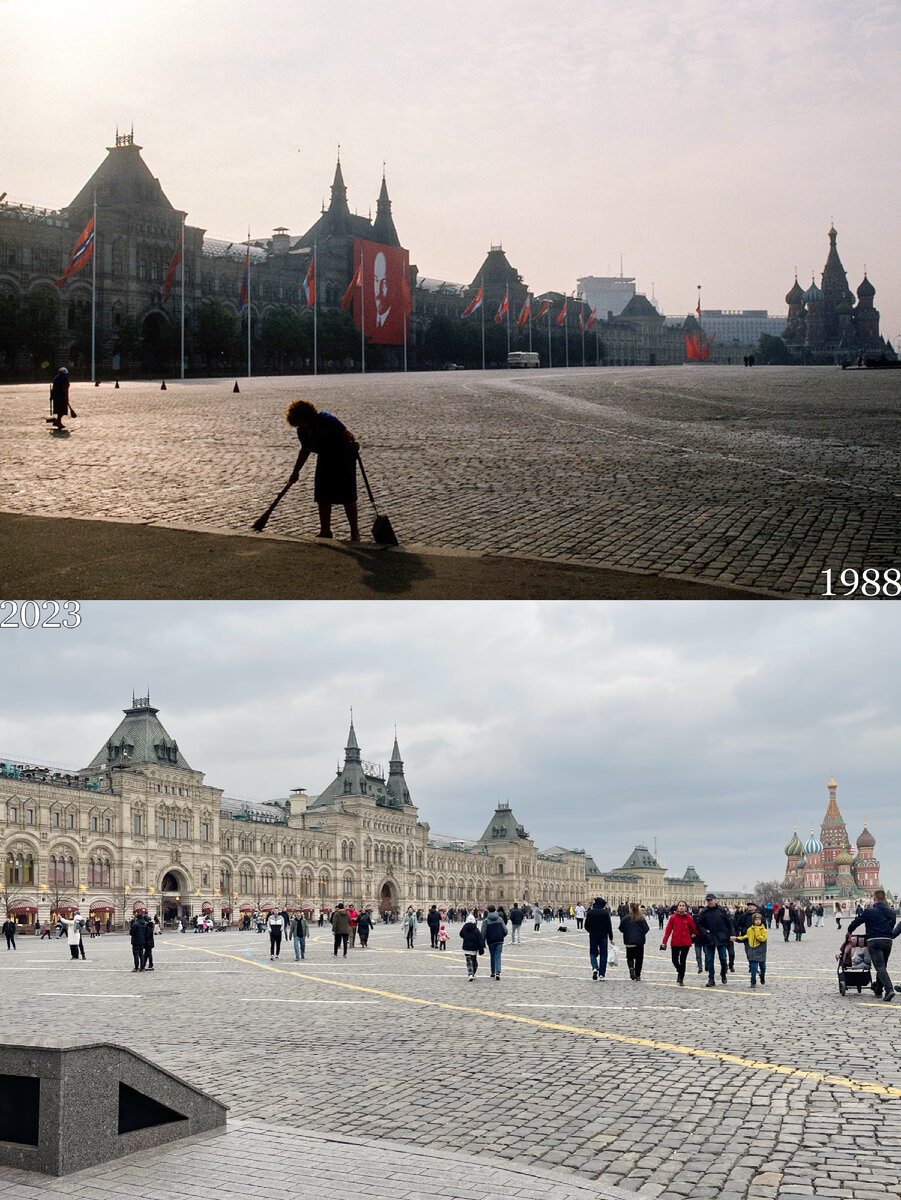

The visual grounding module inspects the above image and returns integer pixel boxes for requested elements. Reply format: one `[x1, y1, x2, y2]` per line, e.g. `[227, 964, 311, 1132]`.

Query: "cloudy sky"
[1, 601, 897, 895]
[4, 1, 900, 342]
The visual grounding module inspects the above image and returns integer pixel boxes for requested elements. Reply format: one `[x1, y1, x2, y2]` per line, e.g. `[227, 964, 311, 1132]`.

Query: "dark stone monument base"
[0, 1041, 227, 1175]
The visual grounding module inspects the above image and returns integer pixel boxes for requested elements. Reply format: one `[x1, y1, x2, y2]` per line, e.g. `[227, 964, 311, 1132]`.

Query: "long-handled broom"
[357, 453, 399, 545]
[251, 477, 295, 532]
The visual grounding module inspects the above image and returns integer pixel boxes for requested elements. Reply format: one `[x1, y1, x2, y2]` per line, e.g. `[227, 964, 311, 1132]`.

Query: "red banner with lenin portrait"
[349, 238, 411, 345]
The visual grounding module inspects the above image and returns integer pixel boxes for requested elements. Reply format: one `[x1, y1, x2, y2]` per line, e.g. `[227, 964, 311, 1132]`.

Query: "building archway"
[160, 866, 191, 924]
[379, 880, 398, 916]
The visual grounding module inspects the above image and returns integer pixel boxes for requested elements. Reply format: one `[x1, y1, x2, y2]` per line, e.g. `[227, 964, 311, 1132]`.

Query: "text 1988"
[821, 569, 900, 598]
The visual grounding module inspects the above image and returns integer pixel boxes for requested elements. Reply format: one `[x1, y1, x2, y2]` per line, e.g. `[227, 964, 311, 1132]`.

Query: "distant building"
[0, 696, 707, 929]
[781, 777, 881, 904]
[577, 275, 636, 319]
[783, 226, 890, 363]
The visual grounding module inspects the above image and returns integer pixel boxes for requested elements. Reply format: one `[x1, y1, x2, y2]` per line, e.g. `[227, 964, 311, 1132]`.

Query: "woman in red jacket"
[660, 901, 698, 986]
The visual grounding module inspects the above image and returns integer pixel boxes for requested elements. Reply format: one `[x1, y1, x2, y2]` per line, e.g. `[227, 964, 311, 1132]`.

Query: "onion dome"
[805, 279, 823, 304]
[835, 848, 854, 866]
[803, 830, 823, 855]
[857, 275, 875, 300]
[786, 278, 805, 305]
[784, 829, 804, 857]
[855, 824, 875, 848]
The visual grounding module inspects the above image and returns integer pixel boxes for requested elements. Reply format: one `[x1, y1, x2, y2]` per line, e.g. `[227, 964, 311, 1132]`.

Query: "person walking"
[460, 914, 485, 981]
[732, 912, 768, 987]
[402, 907, 416, 948]
[289, 911, 308, 960]
[660, 900, 698, 985]
[49, 366, 71, 430]
[266, 909, 285, 960]
[437, 922, 448, 950]
[481, 905, 508, 980]
[775, 901, 794, 942]
[695, 893, 735, 987]
[584, 897, 614, 980]
[791, 905, 805, 941]
[426, 905, 441, 949]
[330, 903, 351, 957]
[347, 904, 359, 948]
[508, 903, 525, 944]
[284, 399, 361, 540]
[849, 890, 896, 1002]
[574, 903, 585, 931]
[356, 908, 373, 948]
[2, 919, 16, 950]
[834, 901, 844, 929]
[40, 921, 52, 940]
[618, 902, 649, 981]
[532, 904, 543, 933]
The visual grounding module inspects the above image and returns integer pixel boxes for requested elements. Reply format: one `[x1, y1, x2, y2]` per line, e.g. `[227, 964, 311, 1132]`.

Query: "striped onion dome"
[784, 829, 804, 857]
[803, 831, 823, 855]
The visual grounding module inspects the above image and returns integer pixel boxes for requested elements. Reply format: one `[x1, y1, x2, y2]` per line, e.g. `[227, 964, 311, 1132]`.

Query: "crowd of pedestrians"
[11, 891, 898, 1001]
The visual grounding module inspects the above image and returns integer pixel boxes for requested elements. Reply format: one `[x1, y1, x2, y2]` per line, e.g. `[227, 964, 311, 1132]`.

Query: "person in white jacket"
[59, 913, 85, 961]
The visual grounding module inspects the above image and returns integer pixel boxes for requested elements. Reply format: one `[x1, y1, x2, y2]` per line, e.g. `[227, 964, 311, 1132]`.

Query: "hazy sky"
[1, 601, 897, 895]
[4, 1, 900, 342]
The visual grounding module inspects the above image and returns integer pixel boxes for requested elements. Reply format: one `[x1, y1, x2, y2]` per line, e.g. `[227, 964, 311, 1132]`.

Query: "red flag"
[341, 260, 362, 310]
[516, 296, 531, 327]
[238, 246, 250, 311]
[162, 234, 183, 305]
[494, 288, 509, 324]
[55, 216, 94, 287]
[555, 300, 567, 326]
[462, 286, 483, 318]
[534, 298, 549, 321]
[303, 253, 315, 307]
[586, 308, 598, 331]
[400, 270, 413, 316]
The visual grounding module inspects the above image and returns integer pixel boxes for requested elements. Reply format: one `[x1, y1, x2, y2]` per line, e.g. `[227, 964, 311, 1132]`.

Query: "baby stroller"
[837, 933, 876, 996]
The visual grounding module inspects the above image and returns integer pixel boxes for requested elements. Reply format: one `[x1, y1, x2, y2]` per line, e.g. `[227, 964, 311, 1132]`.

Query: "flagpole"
[581, 302, 586, 367]
[360, 246, 366, 375]
[480, 274, 485, 370]
[247, 227, 252, 379]
[506, 280, 510, 358]
[313, 242, 318, 376]
[180, 213, 185, 380]
[547, 300, 552, 369]
[91, 191, 96, 383]
[528, 294, 532, 354]
[564, 297, 569, 369]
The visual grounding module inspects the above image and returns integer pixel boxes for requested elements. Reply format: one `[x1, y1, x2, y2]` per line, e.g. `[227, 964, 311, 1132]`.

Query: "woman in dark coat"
[50, 367, 71, 429]
[285, 399, 360, 540]
[618, 903, 650, 981]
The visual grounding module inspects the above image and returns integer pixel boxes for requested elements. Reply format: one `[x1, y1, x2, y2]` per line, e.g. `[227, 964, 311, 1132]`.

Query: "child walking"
[733, 913, 768, 987]
[459, 915, 485, 981]
[437, 923, 448, 950]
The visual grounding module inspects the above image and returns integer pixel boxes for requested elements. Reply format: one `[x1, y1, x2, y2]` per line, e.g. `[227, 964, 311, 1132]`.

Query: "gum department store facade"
[0, 697, 707, 929]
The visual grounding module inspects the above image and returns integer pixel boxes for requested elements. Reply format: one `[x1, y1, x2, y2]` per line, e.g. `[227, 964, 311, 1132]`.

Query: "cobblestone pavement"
[2, 922, 900, 1199]
[3, 366, 900, 597]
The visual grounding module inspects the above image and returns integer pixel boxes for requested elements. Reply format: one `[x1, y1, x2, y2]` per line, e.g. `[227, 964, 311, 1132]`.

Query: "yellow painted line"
[162, 941, 901, 1099]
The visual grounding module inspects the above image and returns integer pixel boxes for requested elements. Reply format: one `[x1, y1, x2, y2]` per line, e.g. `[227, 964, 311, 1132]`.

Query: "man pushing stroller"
[847, 890, 899, 1002]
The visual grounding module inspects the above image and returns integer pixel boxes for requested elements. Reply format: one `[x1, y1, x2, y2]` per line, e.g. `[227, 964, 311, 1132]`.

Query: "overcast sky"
[4, 1, 899, 343]
[1, 601, 897, 896]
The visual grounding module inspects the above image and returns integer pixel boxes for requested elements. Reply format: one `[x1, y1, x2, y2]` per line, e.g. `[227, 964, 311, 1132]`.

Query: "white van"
[507, 351, 540, 368]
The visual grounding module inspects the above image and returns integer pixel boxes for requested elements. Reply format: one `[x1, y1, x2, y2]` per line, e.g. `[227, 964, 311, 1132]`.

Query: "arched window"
[300, 871, 313, 896]
[281, 869, 295, 895]
[220, 865, 232, 893]
[261, 867, 275, 895]
[318, 872, 330, 898]
[238, 865, 254, 892]
[343, 873, 353, 898]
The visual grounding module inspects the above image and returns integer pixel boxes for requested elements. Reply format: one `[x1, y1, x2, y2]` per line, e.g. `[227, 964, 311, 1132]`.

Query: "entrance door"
[379, 881, 397, 917]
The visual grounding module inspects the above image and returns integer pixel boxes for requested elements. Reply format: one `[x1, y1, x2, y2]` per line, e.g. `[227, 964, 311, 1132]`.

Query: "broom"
[251, 477, 295, 532]
[357, 453, 399, 546]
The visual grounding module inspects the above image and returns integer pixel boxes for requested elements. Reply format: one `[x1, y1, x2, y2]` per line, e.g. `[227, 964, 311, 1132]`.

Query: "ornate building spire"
[386, 731, 411, 806]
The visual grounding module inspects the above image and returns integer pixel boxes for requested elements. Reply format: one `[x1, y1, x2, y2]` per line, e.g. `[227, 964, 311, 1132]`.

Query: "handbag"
[608, 945, 619, 967]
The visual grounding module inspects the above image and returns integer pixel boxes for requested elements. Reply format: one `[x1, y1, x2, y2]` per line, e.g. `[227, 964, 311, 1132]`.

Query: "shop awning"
[201, 903, 213, 913]
[90, 904, 114, 914]
[56, 906, 77, 916]
[10, 904, 37, 914]
[239, 906, 255, 912]
[132, 905, 147, 914]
